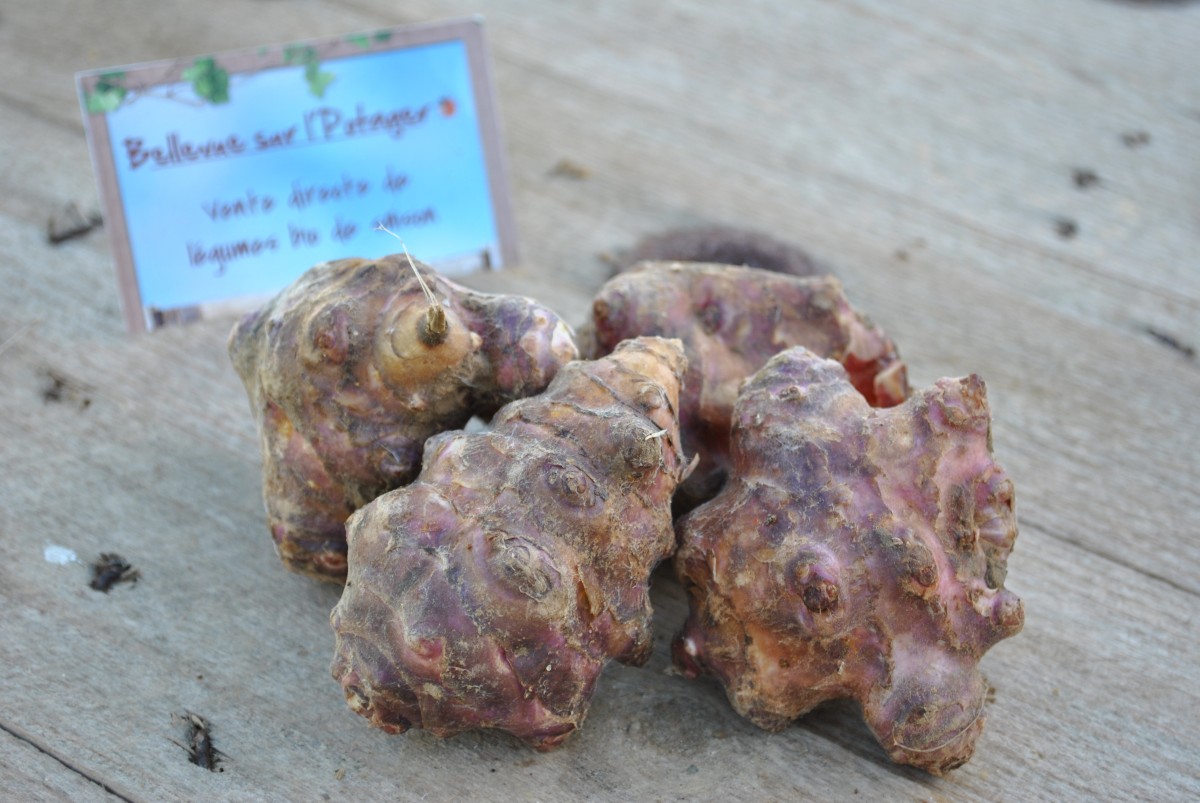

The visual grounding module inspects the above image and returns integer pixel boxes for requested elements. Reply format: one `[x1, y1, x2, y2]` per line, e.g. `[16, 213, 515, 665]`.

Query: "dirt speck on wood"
[1072, 168, 1100, 189]
[89, 553, 139, 592]
[1054, 218, 1079, 239]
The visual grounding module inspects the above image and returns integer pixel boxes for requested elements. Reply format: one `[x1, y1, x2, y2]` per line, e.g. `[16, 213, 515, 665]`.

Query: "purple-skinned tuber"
[330, 337, 692, 750]
[586, 262, 909, 508]
[673, 347, 1023, 774]
[228, 254, 578, 581]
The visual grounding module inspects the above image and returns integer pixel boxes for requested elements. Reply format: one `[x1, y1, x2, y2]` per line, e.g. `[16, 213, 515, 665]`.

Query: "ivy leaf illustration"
[303, 61, 336, 98]
[86, 72, 127, 113]
[284, 45, 317, 65]
[182, 57, 230, 104]
[307, 70, 336, 98]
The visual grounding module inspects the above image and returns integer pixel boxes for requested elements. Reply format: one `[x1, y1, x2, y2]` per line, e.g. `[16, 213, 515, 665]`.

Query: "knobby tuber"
[587, 262, 909, 508]
[228, 254, 578, 581]
[330, 337, 691, 750]
[672, 347, 1022, 774]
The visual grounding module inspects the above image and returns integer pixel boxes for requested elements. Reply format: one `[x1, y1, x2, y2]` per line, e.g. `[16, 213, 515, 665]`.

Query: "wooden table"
[2, 1, 1196, 799]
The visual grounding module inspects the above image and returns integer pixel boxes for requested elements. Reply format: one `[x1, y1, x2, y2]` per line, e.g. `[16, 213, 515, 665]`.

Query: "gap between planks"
[0, 719, 140, 803]
[1020, 515, 1198, 599]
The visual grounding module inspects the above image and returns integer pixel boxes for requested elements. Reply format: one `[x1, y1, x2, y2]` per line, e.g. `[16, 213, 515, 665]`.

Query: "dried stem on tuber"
[376, 224, 446, 344]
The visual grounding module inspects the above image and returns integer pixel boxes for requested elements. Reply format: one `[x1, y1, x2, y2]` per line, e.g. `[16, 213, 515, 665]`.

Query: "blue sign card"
[77, 18, 517, 332]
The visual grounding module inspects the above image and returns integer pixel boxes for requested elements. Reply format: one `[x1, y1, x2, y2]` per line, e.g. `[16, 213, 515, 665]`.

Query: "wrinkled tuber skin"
[330, 337, 691, 750]
[620, 225, 824, 278]
[587, 262, 909, 508]
[228, 254, 578, 581]
[673, 347, 1023, 774]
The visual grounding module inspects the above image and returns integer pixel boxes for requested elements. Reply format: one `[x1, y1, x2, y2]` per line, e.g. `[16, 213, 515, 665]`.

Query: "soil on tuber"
[586, 262, 909, 509]
[672, 347, 1023, 774]
[330, 337, 691, 750]
[228, 254, 578, 581]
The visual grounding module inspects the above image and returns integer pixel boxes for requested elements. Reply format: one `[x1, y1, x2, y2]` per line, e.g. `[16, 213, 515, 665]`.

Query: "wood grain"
[1, 0, 1197, 800]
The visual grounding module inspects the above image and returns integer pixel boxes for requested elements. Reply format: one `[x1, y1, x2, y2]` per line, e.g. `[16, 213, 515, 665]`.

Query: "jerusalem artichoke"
[329, 337, 691, 749]
[672, 347, 1022, 774]
[587, 262, 909, 508]
[228, 254, 578, 581]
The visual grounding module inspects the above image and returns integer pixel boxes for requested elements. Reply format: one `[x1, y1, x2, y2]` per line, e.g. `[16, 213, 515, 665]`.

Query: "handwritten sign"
[77, 18, 516, 332]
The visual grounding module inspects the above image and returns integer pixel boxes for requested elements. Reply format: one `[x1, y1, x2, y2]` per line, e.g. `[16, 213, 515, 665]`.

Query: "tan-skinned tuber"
[228, 254, 578, 581]
[673, 346, 1023, 774]
[330, 337, 691, 750]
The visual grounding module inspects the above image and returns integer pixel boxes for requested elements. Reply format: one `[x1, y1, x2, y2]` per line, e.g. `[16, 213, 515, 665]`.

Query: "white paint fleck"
[44, 544, 78, 565]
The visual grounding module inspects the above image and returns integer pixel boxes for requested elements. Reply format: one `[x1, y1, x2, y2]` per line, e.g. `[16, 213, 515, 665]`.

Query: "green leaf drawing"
[182, 57, 230, 104]
[283, 45, 316, 65]
[373, 30, 392, 43]
[345, 33, 371, 50]
[86, 72, 127, 113]
[306, 66, 336, 98]
[284, 45, 336, 98]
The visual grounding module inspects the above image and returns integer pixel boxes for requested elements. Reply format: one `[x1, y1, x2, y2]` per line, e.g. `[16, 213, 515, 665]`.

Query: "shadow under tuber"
[619, 225, 824, 278]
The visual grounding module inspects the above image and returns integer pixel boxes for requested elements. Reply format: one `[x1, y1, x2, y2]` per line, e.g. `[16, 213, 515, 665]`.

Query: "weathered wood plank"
[4, 205, 1198, 800]
[2, 0, 1196, 338]
[0, 0, 1197, 800]
[399, 0, 1200, 330]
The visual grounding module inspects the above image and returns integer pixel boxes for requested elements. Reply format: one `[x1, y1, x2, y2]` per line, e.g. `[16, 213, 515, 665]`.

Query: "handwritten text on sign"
[78, 20, 515, 332]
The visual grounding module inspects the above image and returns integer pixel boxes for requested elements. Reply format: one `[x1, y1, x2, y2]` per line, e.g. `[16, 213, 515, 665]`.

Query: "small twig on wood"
[172, 711, 225, 772]
[596, 250, 624, 270]
[548, 158, 591, 180]
[1144, 326, 1196, 359]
